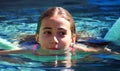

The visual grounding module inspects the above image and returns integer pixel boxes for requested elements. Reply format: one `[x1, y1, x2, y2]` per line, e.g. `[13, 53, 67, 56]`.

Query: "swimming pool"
[0, 0, 120, 71]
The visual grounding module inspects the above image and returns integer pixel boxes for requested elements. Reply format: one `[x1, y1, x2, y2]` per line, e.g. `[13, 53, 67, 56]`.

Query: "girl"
[0, 7, 117, 55]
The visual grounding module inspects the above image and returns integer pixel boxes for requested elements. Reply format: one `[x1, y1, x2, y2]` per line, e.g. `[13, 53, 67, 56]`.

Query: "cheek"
[38, 36, 48, 47]
[59, 36, 72, 47]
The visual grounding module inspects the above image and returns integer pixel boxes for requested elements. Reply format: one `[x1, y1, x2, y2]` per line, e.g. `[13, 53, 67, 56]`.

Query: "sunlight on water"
[0, 0, 120, 71]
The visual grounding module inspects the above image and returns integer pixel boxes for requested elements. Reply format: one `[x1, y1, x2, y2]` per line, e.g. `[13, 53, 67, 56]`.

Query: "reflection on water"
[0, 0, 120, 71]
[0, 52, 120, 71]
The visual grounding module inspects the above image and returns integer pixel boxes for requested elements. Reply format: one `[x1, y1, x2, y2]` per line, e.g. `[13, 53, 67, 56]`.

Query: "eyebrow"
[42, 27, 67, 31]
[58, 28, 67, 31]
[42, 27, 52, 30]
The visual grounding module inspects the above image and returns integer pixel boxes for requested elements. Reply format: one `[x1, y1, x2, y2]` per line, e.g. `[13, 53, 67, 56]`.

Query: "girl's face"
[36, 16, 76, 51]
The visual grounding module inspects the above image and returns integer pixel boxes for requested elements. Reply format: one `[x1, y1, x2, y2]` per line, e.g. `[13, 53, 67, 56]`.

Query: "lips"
[48, 47, 60, 50]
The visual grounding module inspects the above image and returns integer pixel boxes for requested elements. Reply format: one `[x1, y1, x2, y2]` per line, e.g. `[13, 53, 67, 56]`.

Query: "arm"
[0, 49, 32, 55]
[74, 44, 100, 52]
[74, 44, 119, 54]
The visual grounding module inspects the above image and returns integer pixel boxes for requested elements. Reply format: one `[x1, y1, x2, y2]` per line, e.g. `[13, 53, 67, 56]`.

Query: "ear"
[35, 33, 39, 43]
[72, 34, 76, 43]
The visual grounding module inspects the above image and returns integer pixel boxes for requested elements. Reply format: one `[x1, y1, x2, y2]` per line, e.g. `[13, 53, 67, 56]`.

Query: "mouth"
[48, 47, 60, 50]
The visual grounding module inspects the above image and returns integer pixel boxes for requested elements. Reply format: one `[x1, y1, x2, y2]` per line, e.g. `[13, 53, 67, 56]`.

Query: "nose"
[51, 35, 59, 44]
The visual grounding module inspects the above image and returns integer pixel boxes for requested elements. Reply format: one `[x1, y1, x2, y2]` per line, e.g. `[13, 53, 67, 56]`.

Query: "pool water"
[0, 0, 120, 71]
[0, 52, 120, 71]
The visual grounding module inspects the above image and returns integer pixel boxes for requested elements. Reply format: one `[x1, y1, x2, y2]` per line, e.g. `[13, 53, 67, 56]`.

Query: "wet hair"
[36, 7, 76, 35]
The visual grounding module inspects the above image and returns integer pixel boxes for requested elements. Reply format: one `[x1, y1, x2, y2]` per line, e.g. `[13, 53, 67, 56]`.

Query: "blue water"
[0, 0, 120, 71]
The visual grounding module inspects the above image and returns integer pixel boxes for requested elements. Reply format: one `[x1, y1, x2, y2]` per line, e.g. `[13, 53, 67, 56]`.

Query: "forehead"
[41, 16, 71, 30]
